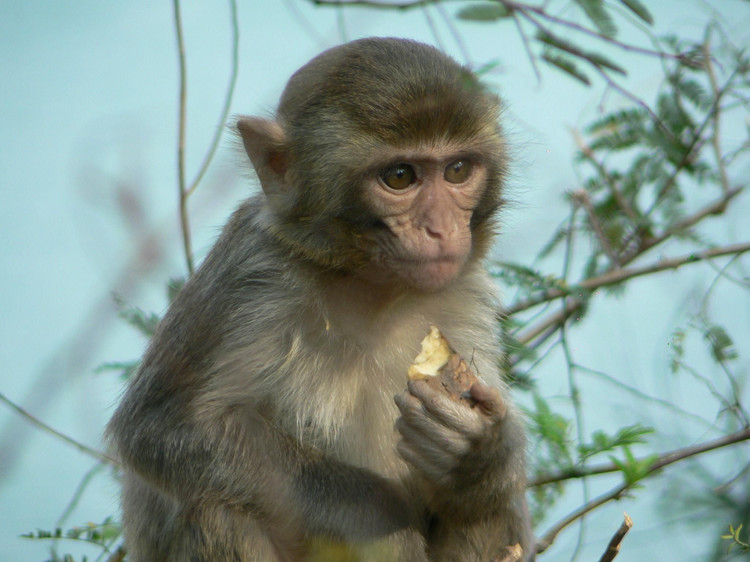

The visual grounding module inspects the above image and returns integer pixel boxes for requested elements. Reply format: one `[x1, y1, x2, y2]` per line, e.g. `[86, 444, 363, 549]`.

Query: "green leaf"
[167, 276, 186, 303]
[585, 107, 648, 152]
[529, 394, 573, 466]
[537, 32, 626, 75]
[586, 107, 648, 135]
[574, 0, 617, 37]
[703, 324, 739, 362]
[95, 360, 140, 380]
[473, 59, 502, 77]
[610, 446, 657, 486]
[542, 52, 591, 85]
[492, 262, 567, 294]
[456, 2, 511, 22]
[23, 519, 122, 551]
[673, 76, 711, 110]
[618, 0, 653, 25]
[588, 128, 641, 151]
[585, 51, 627, 75]
[113, 294, 161, 337]
[578, 424, 653, 461]
[668, 329, 685, 373]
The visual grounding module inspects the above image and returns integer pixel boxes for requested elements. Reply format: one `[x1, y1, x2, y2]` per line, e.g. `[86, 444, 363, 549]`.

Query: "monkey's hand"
[395, 379, 532, 559]
[395, 378, 509, 500]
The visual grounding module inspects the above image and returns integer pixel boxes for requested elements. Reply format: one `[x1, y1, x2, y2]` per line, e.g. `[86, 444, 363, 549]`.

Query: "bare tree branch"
[0, 392, 117, 465]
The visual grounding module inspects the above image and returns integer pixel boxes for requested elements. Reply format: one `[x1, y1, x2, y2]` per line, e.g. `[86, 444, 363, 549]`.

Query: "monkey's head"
[238, 37, 506, 292]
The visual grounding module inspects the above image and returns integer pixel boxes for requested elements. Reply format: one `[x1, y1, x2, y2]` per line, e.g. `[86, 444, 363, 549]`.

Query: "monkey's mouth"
[396, 256, 467, 290]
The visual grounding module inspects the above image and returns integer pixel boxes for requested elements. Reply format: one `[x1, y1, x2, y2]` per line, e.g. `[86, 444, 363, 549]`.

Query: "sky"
[1, 1, 749, 560]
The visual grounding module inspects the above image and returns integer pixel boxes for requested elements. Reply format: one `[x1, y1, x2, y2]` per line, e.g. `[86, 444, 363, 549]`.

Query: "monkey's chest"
[274, 341, 411, 474]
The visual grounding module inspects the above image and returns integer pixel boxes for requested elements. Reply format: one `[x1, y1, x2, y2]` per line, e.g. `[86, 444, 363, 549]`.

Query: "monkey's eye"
[444, 159, 473, 184]
[381, 164, 416, 190]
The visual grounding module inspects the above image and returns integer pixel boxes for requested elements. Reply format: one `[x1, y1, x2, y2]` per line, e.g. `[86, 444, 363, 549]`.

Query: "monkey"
[107, 37, 533, 561]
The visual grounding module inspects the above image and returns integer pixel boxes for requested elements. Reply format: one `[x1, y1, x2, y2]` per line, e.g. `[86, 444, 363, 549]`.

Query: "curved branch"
[507, 233, 749, 318]
[533, 427, 750, 553]
[536, 481, 630, 554]
[0, 392, 118, 466]
[173, 0, 193, 276]
[530, 426, 750, 487]
[186, 0, 240, 197]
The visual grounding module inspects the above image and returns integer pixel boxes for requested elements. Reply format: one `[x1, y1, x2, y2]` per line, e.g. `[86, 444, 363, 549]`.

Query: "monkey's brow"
[370, 149, 485, 169]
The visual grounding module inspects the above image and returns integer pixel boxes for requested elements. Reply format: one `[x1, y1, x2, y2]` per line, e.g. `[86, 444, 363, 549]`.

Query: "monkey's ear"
[236, 117, 288, 195]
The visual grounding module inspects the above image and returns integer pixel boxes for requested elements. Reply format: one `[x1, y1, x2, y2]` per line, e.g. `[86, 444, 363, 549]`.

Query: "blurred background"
[1, 1, 749, 560]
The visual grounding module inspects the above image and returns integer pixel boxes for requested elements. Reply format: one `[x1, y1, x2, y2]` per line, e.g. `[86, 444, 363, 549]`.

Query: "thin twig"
[506, 208, 747, 317]
[57, 462, 110, 527]
[186, 0, 240, 197]
[513, 238, 750, 347]
[573, 129, 640, 223]
[0, 392, 117, 465]
[511, 4, 669, 134]
[500, 0, 679, 61]
[559, 200, 590, 557]
[312, 0, 681, 64]
[536, 482, 630, 554]
[641, 66, 740, 224]
[703, 29, 732, 195]
[311, 0, 437, 9]
[512, 12, 542, 84]
[512, 232, 747, 352]
[572, 189, 621, 266]
[420, 3, 444, 52]
[636, 187, 742, 256]
[434, 1, 472, 65]
[105, 545, 126, 562]
[173, 0, 194, 276]
[598, 513, 633, 562]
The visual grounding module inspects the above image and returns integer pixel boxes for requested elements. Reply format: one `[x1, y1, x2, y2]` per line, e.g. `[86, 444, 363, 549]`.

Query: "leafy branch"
[531, 426, 750, 487]
[506, 238, 750, 320]
[22, 518, 123, 560]
[535, 427, 750, 553]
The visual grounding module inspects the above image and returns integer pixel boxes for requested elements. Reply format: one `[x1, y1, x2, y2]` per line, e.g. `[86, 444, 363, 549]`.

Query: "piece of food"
[408, 326, 478, 404]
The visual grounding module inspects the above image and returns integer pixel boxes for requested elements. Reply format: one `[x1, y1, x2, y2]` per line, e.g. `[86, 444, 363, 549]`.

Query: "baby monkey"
[107, 37, 533, 561]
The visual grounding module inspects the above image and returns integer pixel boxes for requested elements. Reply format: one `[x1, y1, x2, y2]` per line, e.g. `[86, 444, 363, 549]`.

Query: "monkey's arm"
[110, 391, 416, 543]
[395, 379, 533, 561]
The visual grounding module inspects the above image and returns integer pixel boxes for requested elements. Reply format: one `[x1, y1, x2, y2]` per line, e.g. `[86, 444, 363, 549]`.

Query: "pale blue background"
[1, 1, 749, 560]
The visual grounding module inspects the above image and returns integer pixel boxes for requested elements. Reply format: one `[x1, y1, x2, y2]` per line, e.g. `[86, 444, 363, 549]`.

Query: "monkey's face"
[357, 145, 490, 292]
[237, 38, 507, 292]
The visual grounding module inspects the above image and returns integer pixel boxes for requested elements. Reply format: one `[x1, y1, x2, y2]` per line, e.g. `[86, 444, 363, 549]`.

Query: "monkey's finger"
[395, 394, 468, 450]
[396, 438, 453, 486]
[469, 382, 507, 419]
[394, 389, 423, 416]
[406, 380, 485, 435]
[395, 417, 469, 458]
